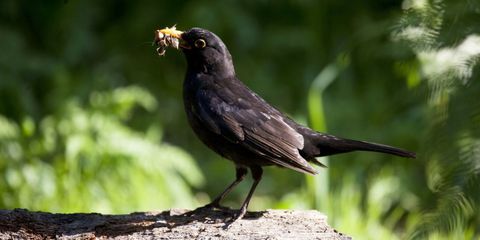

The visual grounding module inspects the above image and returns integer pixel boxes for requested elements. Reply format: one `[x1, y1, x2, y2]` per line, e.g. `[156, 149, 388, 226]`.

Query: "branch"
[0, 208, 351, 239]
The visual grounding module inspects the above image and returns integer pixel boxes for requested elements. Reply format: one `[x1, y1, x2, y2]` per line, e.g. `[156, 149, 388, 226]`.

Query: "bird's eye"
[194, 39, 206, 49]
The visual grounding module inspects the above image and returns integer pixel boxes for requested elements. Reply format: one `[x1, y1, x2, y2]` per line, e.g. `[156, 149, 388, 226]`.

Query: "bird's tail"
[313, 133, 416, 158]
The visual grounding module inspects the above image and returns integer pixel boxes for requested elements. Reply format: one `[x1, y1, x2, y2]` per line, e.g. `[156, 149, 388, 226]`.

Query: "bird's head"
[154, 27, 235, 77]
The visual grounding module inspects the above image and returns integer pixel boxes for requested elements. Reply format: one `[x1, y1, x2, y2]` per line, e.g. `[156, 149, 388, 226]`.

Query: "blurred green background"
[0, 0, 479, 239]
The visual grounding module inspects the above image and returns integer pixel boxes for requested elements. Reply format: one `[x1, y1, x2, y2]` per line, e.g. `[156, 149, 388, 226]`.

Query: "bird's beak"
[154, 26, 191, 50]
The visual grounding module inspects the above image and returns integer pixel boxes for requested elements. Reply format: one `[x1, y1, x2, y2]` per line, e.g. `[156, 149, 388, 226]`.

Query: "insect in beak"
[153, 26, 190, 56]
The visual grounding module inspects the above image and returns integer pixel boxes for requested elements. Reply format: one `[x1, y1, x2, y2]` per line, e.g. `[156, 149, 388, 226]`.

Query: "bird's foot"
[203, 201, 231, 211]
[185, 201, 231, 217]
[222, 207, 247, 229]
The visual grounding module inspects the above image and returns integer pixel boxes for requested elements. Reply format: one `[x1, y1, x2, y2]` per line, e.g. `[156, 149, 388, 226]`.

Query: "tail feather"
[313, 134, 416, 158]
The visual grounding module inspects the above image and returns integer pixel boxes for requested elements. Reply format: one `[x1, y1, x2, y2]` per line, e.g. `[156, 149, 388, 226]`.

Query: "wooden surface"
[0, 208, 351, 239]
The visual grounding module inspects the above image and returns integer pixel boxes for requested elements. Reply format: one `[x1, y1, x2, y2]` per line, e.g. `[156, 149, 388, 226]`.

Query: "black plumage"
[154, 27, 415, 221]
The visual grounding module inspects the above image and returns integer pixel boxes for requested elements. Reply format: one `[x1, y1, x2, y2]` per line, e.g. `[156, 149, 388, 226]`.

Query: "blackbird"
[154, 27, 416, 221]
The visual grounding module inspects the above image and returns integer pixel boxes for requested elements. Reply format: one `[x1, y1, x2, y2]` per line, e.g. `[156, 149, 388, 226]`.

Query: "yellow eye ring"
[194, 39, 206, 48]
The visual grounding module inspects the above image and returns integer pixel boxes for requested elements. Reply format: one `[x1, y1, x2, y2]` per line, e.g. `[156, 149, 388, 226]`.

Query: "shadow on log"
[0, 208, 351, 239]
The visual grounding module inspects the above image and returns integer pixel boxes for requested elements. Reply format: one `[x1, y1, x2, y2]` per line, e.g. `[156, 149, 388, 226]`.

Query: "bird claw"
[205, 202, 232, 211]
[185, 202, 231, 217]
[222, 209, 246, 229]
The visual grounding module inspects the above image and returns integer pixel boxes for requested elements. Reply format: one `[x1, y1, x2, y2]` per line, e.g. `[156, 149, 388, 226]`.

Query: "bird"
[153, 27, 416, 222]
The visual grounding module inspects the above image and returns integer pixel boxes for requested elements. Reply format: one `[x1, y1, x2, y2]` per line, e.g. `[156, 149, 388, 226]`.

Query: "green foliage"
[305, 56, 349, 213]
[0, 86, 204, 213]
[394, 0, 480, 238]
[0, 0, 479, 239]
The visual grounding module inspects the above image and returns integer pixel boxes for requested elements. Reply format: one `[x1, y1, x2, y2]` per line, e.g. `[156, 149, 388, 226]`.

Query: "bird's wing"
[194, 88, 318, 175]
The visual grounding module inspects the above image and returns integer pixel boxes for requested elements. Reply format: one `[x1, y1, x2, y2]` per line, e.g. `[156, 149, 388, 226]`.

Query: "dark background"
[0, 0, 479, 238]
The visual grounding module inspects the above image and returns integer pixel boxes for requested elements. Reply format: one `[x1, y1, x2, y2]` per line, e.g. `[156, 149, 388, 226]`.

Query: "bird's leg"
[206, 167, 248, 209]
[192, 167, 247, 213]
[186, 167, 247, 219]
[230, 166, 263, 222]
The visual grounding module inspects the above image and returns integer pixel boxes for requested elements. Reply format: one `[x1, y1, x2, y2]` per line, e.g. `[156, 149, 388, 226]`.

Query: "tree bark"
[0, 208, 351, 239]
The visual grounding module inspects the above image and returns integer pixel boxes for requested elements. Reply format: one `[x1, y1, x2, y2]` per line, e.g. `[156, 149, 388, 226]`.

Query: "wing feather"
[193, 88, 317, 175]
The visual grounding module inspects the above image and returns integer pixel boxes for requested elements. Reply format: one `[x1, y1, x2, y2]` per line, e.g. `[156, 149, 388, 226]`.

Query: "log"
[0, 208, 351, 239]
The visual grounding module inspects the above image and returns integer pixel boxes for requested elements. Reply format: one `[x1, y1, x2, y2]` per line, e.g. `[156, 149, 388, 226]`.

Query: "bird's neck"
[186, 56, 235, 79]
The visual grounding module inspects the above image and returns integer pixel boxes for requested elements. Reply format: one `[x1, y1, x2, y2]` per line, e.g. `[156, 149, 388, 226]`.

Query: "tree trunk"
[0, 208, 351, 239]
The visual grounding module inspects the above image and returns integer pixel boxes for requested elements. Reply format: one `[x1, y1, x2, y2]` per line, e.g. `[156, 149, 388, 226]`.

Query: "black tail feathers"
[313, 134, 416, 158]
